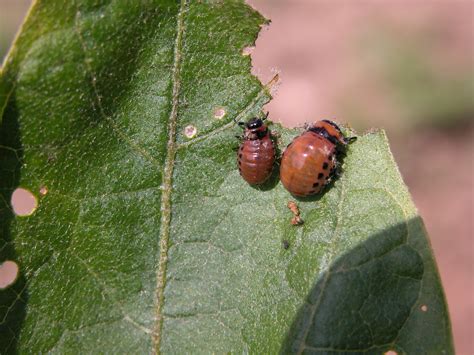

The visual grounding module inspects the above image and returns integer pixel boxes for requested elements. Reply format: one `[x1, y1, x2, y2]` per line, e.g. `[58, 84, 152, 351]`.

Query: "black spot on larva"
[239, 154, 242, 158]
[240, 146, 244, 151]
[318, 173, 324, 179]
[322, 162, 329, 169]
[313, 182, 319, 188]
[238, 160, 242, 165]
[328, 155, 333, 161]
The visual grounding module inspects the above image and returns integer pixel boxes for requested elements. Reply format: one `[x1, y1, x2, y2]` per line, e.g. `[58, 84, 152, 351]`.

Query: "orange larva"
[280, 120, 355, 197]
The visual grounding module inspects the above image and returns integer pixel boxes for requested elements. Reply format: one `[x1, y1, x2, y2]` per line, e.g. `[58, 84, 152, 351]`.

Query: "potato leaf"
[0, 1, 453, 353]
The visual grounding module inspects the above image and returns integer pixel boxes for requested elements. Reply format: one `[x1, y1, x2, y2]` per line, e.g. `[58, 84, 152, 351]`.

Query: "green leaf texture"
[0, 0, 453, 353]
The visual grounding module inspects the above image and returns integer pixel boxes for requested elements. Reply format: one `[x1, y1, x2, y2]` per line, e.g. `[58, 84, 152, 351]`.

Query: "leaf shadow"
[0, 90, 28, 353]
[280, 217, 451, 354]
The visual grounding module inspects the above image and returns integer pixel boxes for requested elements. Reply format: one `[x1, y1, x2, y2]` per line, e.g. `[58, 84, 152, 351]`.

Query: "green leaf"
[0, 1, 453, 353]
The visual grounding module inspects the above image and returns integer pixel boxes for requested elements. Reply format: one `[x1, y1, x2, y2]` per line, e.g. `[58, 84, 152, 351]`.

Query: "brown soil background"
[1, 1, 473, 353]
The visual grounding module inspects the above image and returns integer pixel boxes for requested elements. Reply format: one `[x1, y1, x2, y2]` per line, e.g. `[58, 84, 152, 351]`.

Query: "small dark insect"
[236, 113, 276, 185]
[282, 240, 290, 250]
[287, 200, 303, 225]
[280, 120, 356, 197]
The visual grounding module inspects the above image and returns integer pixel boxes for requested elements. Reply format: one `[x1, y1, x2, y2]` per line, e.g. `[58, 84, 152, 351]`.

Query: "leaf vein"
[73, 11, 160, 167]
[177, 74, 279, 149]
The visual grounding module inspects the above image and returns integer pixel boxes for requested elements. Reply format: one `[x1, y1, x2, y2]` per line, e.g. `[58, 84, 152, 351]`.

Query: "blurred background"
[1, 0, 473, 353]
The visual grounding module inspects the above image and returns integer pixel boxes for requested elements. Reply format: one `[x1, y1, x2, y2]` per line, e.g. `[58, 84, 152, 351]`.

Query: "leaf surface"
[0, 1, 453, 353]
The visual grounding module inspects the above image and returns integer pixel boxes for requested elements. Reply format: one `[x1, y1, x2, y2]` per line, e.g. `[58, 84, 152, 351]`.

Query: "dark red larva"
[237, 117, 276, 185]
[280, 120, 355, 197]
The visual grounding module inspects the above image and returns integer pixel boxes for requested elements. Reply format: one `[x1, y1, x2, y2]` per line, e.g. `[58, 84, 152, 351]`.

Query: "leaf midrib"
[152, 0, 188, 352]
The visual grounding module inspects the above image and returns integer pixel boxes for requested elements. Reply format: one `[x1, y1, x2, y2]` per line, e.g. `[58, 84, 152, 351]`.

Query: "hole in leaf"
[421, 304, 428, 312]
[213, 107, 226, 119]
[11, 188, 38, 216]
[0, 261, 19, 289]
[184, 125, 197, 139]
[39, 186, 48, 196]
[242, 46, 255, 56]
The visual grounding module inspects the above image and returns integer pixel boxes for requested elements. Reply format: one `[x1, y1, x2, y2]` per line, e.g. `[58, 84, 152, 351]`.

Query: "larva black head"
[246, 118, 264, 130]
[241, 117, 269, 140]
